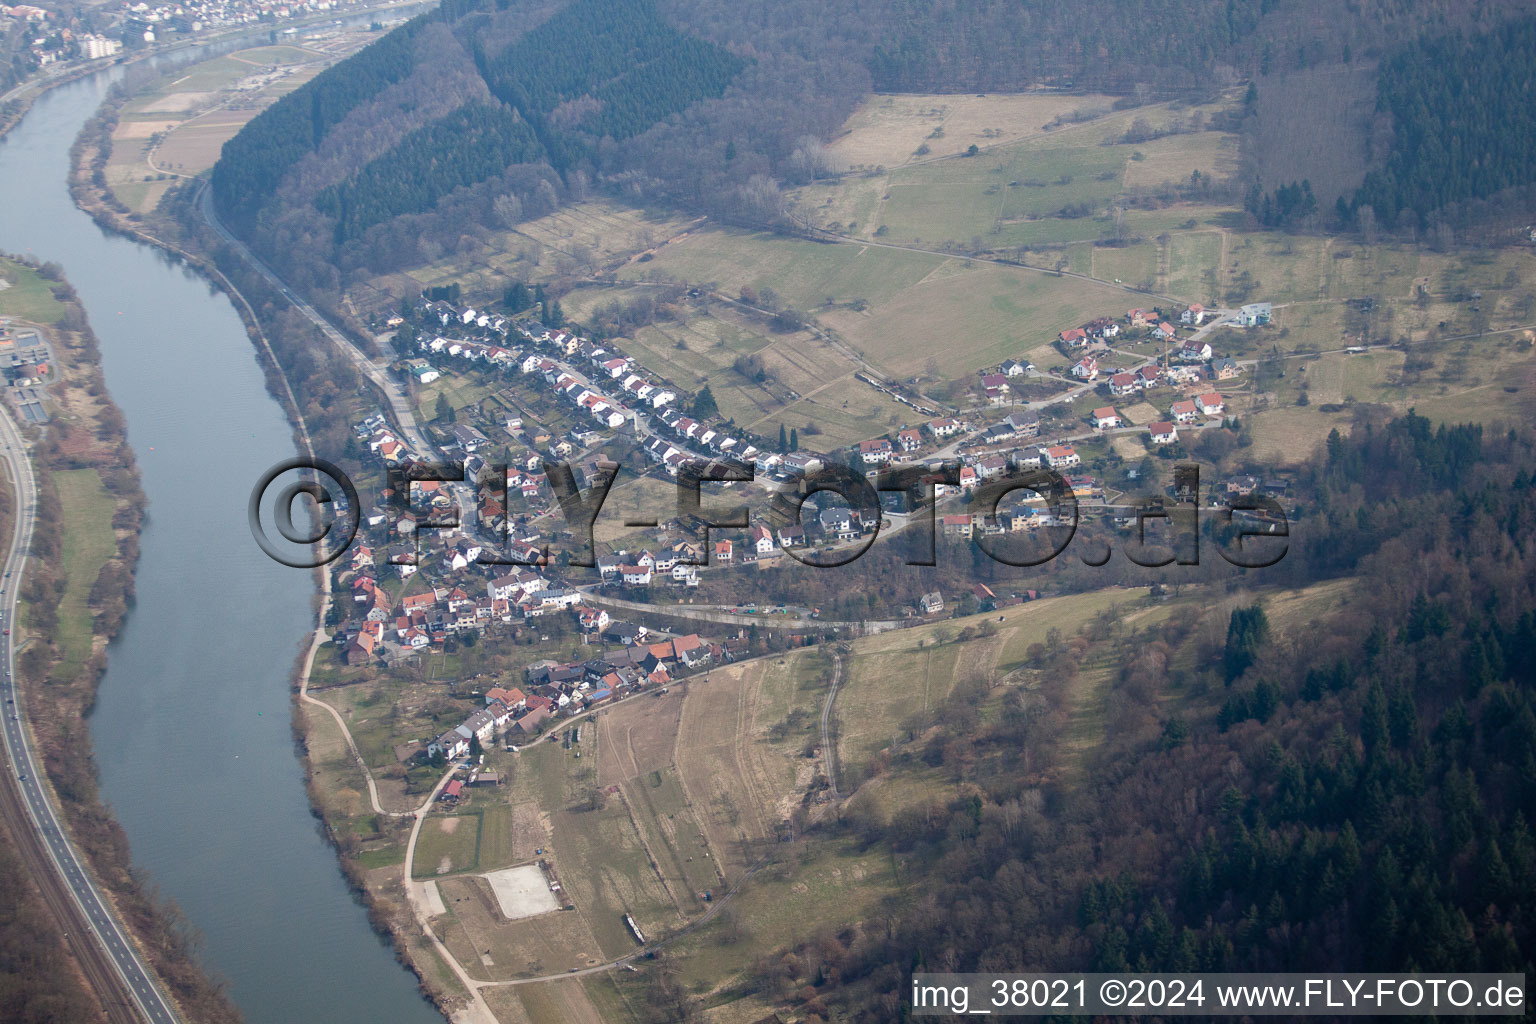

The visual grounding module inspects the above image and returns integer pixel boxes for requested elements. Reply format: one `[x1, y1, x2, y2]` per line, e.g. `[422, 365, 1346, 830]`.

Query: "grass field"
[43, 469, 116, 683]
[831, 588, 1150, 775]
[819, 256, 1139, 377]
[0, 259, 66, 324]
[827, 92, 1122, 170]
[1091, 243, 1157, 288]
[1166, 231, 1223, 303]
[413, 812, 483, 878]
[1246, 332, 1536, 462]
[795, 94, 1241, 254]
[614, 228, 1145, 379]
[359, 201, 701, 311]
[104, 44, 334, 213]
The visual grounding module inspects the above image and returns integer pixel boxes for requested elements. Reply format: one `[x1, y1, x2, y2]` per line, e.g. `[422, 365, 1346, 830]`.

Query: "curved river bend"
[0, 50, 444, 1024]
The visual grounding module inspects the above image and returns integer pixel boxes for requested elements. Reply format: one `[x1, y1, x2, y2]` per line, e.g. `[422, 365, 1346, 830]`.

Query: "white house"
[1044, 445, 1080, 469]
[1196, 393, 1226, 416]
[926, 417, 962, 438]
[1149, 421, 1178, 444]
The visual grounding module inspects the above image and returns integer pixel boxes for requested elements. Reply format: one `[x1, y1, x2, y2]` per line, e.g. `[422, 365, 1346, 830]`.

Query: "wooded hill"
[210, 0, 1536, 292]
[741, 414, 1536, 1021]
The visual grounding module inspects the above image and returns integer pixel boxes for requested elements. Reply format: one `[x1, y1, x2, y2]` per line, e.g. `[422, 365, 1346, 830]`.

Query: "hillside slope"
[211, 0, 1536, 289]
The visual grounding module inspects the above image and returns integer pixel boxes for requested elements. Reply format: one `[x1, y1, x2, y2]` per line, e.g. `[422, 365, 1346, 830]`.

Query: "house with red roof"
[1091, 407, 1121, 430]
[1045, 445, 1081, 468]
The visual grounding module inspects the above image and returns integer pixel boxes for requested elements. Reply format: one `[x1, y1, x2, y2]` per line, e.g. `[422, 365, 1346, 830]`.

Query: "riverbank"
[66, 69, 468, 1022]
[0, 254, 241, 1022]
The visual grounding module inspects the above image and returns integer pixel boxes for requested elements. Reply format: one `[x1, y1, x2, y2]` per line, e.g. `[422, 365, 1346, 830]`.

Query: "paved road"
[197, 184, 432, 453]
[0, 405, 181, 1024]
[194, 184, 495, 524]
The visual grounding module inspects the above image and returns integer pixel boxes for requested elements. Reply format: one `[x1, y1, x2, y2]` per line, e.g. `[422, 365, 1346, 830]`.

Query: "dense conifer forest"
[316, 102, 545, 241]
[1351, 19, 1536, 231]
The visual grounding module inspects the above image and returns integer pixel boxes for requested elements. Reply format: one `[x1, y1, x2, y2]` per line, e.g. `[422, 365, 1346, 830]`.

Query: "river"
[0, 38, 445, 1024]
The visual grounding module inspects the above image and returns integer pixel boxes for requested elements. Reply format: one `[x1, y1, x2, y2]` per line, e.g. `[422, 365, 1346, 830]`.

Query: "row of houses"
[424, 629, 733, 758]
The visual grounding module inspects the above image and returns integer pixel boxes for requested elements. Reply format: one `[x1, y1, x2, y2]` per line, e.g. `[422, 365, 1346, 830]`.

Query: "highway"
[0, 402, 181, 1024]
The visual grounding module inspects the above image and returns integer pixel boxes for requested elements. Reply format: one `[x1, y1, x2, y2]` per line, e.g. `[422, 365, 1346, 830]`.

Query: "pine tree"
[789, 427, 799, 451]
[691, 385, 718, 419]
[778, 423, 788, 453]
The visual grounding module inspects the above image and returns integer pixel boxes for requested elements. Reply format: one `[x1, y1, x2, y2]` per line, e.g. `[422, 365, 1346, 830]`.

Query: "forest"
[476, 0, 747, 170]
[1350, 18, 1536, 231]
[653, 414, 1535, 1022]
[316, 102, 545, 242]
[210, 15, 429, 232]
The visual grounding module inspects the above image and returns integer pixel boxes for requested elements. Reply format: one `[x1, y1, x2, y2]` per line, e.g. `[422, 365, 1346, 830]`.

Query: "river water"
[0, 41, 444, 1024]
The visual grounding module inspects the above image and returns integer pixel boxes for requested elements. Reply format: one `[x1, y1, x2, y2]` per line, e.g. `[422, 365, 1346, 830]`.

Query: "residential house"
[1045, 445, 1081, 469]
[1196, 393, 1226, 416]
[859, 438, 894, 465]
[1109, 371, 1137, 396]
[1170, 400, 1199, 424]
[344, 630, 376, 666]
[1071, 356, 1099, 380]
[620, 564, 654, 586]
[1180, 303, 1206, 325]
[940, 514, 973, 539]
[926, 417, 962, 438]
[1091, 407, 1121, 430]
[1148, 421, 1178, 444]
[1177, 340, 1213, 362]
[777, 525, 806, 548]
[1236, 302, 1272, 326]
[918, 591, 945, 614]
[818, 507, 858, 541]
[429, 730, 468, 760]
[1211, 357, 1241, 380]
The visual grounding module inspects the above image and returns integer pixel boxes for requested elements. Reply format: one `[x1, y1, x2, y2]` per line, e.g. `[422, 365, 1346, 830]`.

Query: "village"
[315, 286, 1302, 778]
[3, 0, 389, 73]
